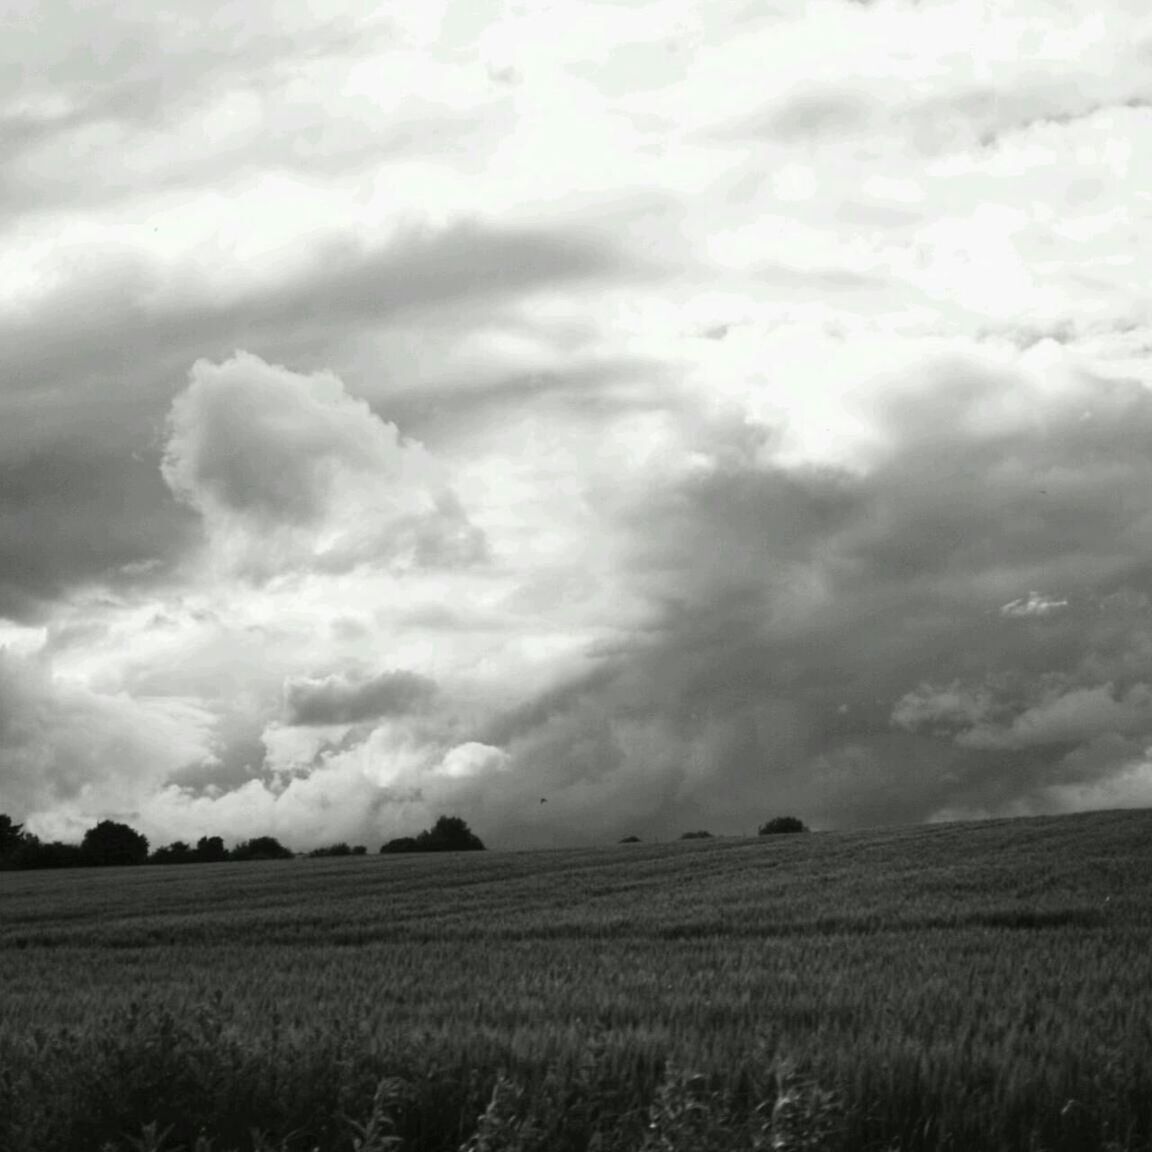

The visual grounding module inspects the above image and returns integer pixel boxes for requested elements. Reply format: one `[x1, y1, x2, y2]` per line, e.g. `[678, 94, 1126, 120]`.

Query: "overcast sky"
[4, 0, 1152, 850]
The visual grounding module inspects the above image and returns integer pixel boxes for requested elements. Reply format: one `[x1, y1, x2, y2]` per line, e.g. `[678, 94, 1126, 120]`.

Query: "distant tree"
[231, 836, 294, 862]
[380, 836, 420, 855]
[194, 835, 229, 863]
[759, 816, 808, 835]
[81, 820, 149, 866]
[679, 830, 713, 840]
[380, 816, 486, 855]
[309, 843, 353, 858]
[15, 838, 86, 869]
[0, 814, 25, 859]
[619, 835, 642, 843]
[150, 840, 196, 864]
[351, 845, 367, 856]
[0, 818, 93, 870]
[416, 815, 485, 852]
[4, 830, 41, 869]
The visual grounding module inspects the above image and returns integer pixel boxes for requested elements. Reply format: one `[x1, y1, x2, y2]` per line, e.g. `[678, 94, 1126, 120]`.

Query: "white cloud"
[892, 682, 998, 733]
[0, 649, 218, 839]
[1000, 591, 1070, 618]
[0, 621, 47, 656]
[127, 726, 513, 849]
[435, 742, 510, 780]
[162, 351, 485, 576]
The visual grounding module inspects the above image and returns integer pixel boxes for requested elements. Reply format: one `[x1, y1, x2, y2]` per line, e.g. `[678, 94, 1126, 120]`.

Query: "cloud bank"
[4, 0, 1152, 848]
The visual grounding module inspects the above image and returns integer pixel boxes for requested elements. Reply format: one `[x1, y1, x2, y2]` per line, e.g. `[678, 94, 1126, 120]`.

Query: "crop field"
[1, 809, 1151, 1152]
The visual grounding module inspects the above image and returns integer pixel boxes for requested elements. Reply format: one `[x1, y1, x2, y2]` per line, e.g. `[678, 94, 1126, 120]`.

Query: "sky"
[4, 0, 1152, 850]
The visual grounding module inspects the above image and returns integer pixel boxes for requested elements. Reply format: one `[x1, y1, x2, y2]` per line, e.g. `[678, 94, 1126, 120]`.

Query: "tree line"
[0, 816, 291, 870]
[618, 818, 810, 843]
[0, 813, 488, 871]
[0, 812, 806, 871]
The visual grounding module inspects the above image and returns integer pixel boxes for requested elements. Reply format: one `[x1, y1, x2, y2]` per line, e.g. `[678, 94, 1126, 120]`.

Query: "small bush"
[418, 816, 485, 853]
[758, 817, 808, 836]
[310, 843, 353, 858]
[679, 831, 713, 840]
[381, 816, 485, 855]
[381, 837, 420, 855]
[231, 836, 294, 862]
[619, 836, 642, 844]
[195, 835, 229, 862]
[149, 841, 196, 865]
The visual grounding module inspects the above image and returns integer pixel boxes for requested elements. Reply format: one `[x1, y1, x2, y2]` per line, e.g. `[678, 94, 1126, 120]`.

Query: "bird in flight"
[540, 798, 547, 804]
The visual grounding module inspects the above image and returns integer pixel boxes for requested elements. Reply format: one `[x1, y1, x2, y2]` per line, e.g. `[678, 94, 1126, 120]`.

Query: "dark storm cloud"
[0, 221, 637, 411]
[0, 220, 635, 611]
[474, 360, 1152, 841]
[0, 440, 198, 622]
[284, 670, 437, 726]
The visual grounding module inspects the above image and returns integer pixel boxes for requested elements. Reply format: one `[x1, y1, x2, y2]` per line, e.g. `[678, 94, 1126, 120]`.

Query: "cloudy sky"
[4, 0, 1152, 850]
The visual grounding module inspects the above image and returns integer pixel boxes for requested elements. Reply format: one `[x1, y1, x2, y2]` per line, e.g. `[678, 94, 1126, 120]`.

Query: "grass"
[1, 809, 1150, 1151]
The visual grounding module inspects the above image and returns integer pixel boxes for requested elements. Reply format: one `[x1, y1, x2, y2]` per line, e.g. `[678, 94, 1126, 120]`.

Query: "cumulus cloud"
[162, 352, 486, 576]
[117, 725, 517, 850]
[136, 757, 427, 851]
[284, 669, 437, 726]
[892, 683, 999, 733]
[435, 742, 510, 780]
[0, 649, 217, 838]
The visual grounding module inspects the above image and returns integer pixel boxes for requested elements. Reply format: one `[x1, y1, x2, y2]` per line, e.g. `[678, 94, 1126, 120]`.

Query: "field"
[2, 809, 1151, 1152]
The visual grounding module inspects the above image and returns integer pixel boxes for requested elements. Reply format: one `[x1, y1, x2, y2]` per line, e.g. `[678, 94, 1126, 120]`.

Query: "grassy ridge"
[1, 809, 1150, 1151]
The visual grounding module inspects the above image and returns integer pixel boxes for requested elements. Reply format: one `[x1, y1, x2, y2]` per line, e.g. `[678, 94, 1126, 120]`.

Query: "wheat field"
[1, 808, 1150, 1152]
